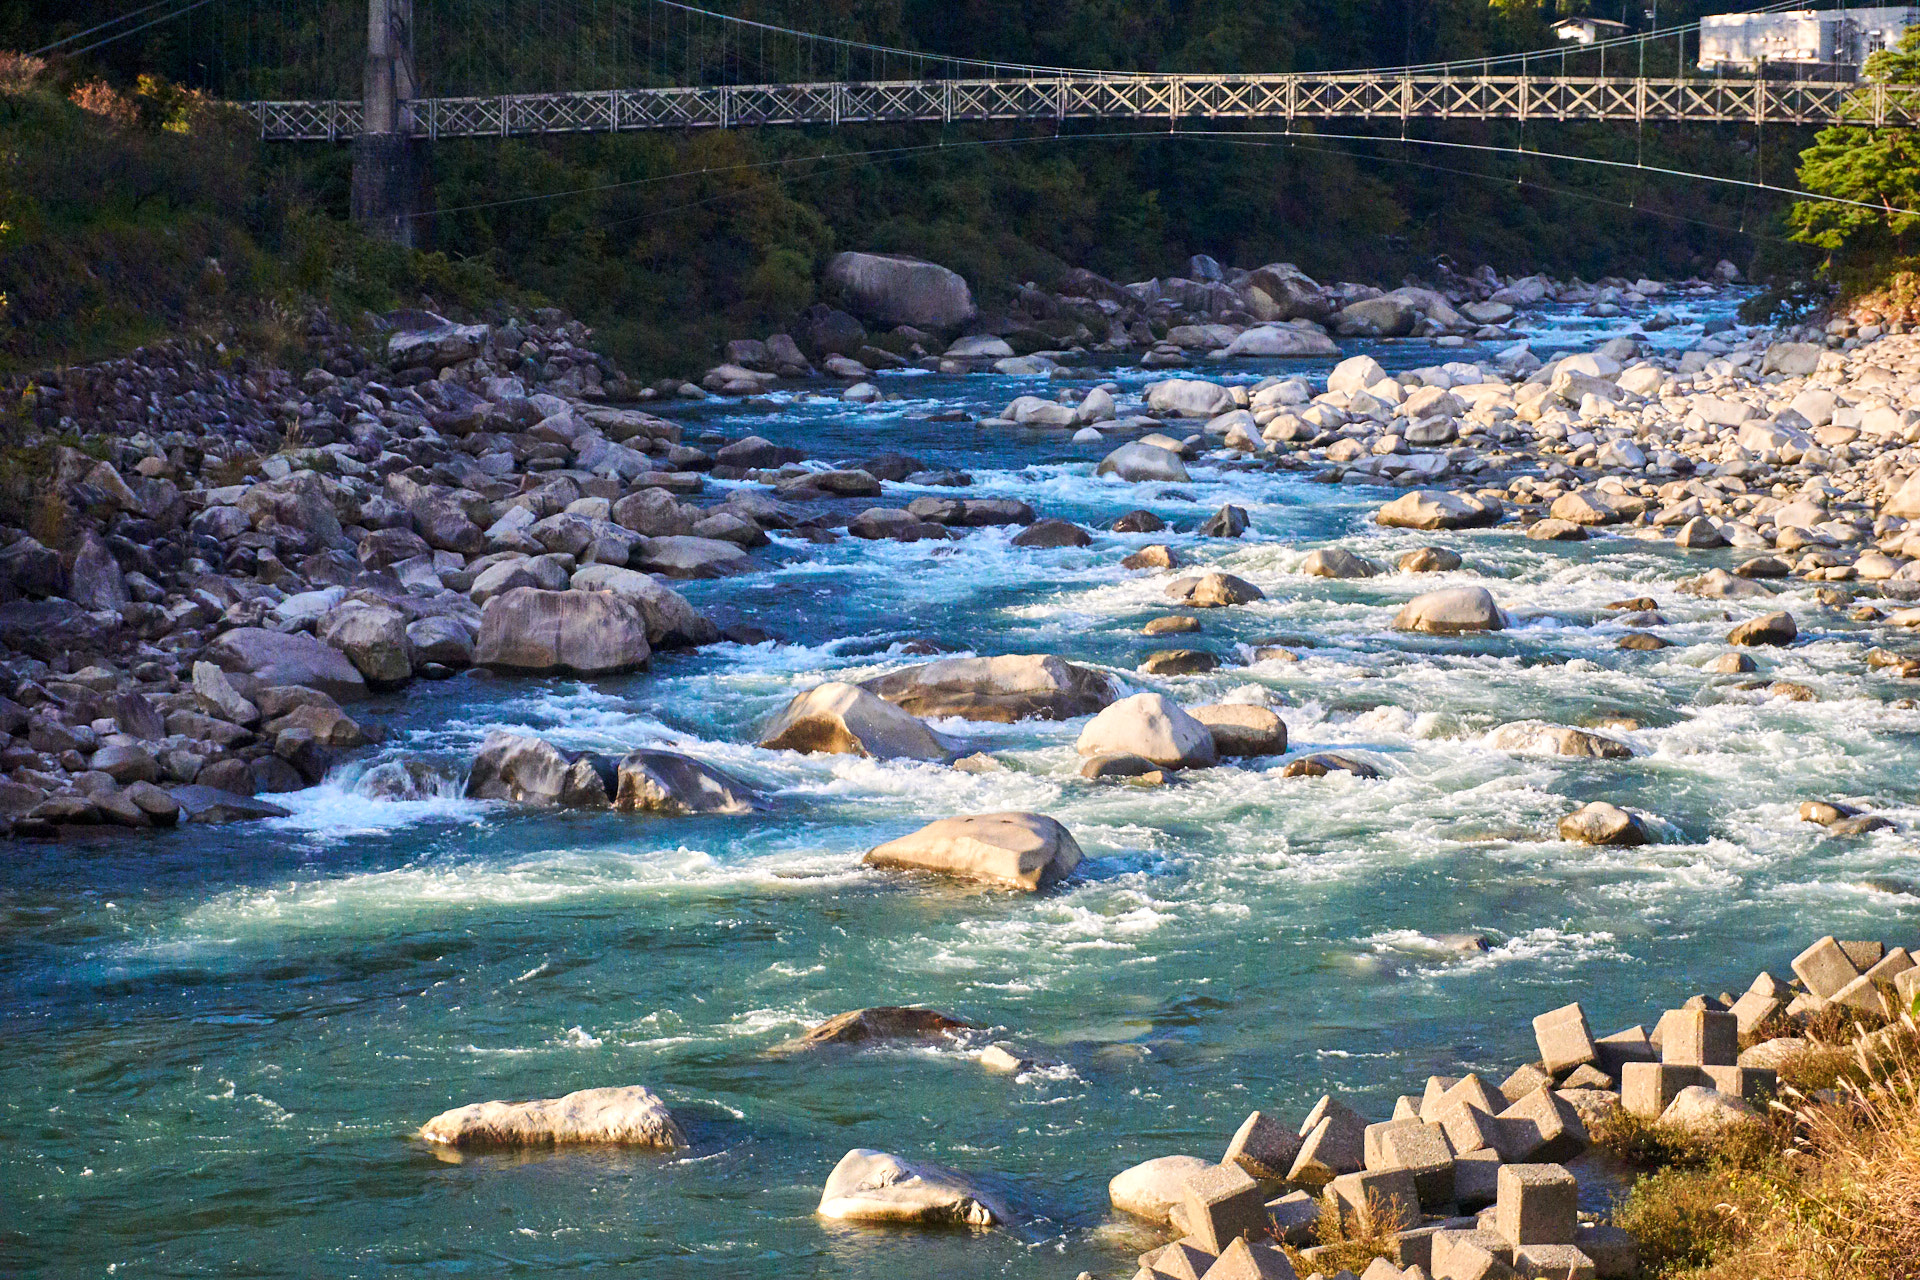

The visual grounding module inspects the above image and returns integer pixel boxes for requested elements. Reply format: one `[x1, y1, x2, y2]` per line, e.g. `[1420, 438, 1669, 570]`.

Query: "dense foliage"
[1791, 26, 1920, 258]
[1, 0, 1824, 373]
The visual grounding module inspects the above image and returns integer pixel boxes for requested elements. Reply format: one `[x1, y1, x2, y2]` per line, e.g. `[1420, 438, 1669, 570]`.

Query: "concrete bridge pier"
[351, 0, 422, 245]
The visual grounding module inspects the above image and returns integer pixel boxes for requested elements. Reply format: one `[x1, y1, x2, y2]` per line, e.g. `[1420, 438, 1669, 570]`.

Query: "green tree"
[1789, 26, 1920, 256]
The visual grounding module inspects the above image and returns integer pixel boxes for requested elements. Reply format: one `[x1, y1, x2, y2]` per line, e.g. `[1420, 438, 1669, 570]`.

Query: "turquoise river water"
[5, 296, 1919, 1278]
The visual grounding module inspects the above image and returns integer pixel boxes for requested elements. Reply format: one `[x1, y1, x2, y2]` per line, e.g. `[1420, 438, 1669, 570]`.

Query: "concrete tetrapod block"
[1840, 940, 1886, 970]
[1575, 1224, 1640, 1279]
[1374, 1122, 1458, 1211]
[1435, 1100, 1504, 1159]
[1897, 967, 1920, 1010]
[1426, 1074, 1502, 1124]
[1182, 1163, 1269, 1254]
[1511, 1245, 1596, 1279]
[1495, 1164, 1578, 1247]
[1728, 989, 1783, 1036]
[1391, 1223, 1449, 1271]
[1144, 1239, 1216, 1280]
[1499, 1064, 1554, 1105]
[1291, 1099, 1369, 1187]
[1620, 1062, 1709, 1118]
[1361, 1258, 1406, 1280]
[1592, 1026, 1657, 1077]
[1266, 1190, 1320, 1245]
[1431, 1229, 1515, 1280]
[1325, 1167, 1422, 1233]
[1366, 1119, 1426, 1169]
[1660, 1009, 1738, 1066]
[1701, 1065, 1778, 1101]
[1792, 935, 1861, 1001]
[1495, 1089, 1589, 1164]
[1199, 1238, 1301, 1280]
[1531, 1003, 1598, 1076]
[1393, 1095, 1423, 1122]
[1832, 973, 1894, 1018]
[1224, 1110, 1305, 1183]
[1453, 1149, 1503, 1212]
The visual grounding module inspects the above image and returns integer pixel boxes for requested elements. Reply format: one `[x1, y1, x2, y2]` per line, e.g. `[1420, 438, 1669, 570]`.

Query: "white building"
[1554, 17, 1629, 44]
[1698, 7, 1919, 75]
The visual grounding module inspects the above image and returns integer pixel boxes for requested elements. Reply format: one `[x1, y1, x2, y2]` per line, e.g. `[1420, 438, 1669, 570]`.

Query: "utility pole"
[350, 0, 421, 245]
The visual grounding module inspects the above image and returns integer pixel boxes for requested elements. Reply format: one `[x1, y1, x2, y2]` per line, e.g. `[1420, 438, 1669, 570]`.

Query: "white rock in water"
[1145, 378, 1235, 418]
[418, 1085, 687, 1149]
[1393, 586, 1505, 634]
[863, 811, 1083, 892]
[817, 1148, 1006, 1226]
[759, 682, 950, 760]
[1223, 325, 1338, 358]
[1075, 693, 1217, 769]
[1096, 441, 1190, 483]
[1108, 1154, 1213, 1224]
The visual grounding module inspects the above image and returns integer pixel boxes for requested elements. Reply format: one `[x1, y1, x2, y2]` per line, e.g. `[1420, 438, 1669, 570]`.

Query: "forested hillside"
[1, 0, 1818, 372]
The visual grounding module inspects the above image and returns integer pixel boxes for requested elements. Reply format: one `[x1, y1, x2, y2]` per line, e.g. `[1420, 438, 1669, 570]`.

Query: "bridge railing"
[245, 73, 1920, 141]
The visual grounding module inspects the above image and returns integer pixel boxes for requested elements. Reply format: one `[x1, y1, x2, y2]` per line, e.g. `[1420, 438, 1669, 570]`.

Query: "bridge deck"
[246, 73, 1917, 141]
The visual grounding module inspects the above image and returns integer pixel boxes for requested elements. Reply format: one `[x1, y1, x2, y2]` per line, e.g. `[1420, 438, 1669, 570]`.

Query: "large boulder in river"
[317, 600, 413, 685]
[1097, 442, 1189, 483]
[631, 535, 755, 579]
[1223, 325, 1337, 357]
[204, 627, 368, 702]
[419, 1085, 687, 1150]
[476, 588, 649, 675]
[569, 565, 719, 648]
[613, 749, 759, 815]
[817, 1148, 1006, 1226]
[1393, 586, 1505, 634]
[864, 811, 1083, 892]
[1075, 693, 1217, 769]
[860, 655, 1118, 723]
[1376, 490, 1502, 530]
[1332, 295, 1417, 337]
[1146, 379, 1235, 418]
[1188, 704, 1287, 756]
[1558, 801, 1651, 846]
[759, 682, 950, 760]
[1301, 548, 1378, 579]
[464, 730, 617, 807]
[1110, 1154, 1214, 1225]
[825, 252, 976, 330]
[1166, 571, 1264, 608]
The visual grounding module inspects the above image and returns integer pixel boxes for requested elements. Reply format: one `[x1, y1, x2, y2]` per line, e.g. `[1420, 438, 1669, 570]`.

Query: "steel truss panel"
[246, 73, 1909, 141]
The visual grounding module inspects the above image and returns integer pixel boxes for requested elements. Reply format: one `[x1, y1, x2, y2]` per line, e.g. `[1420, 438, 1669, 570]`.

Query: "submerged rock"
[465, 731, 616, 807]
[771, 1007, 976, 1055]
[1558, 801, 1651, 846]
[419, 1085, 687, 1150]
[1166, 571, 1264, 608]
[860, 654, 1118, 723]
[1189, 704, 1288, 756]
[864, 812, 1083, 892]
[613, 749, 760, 815]
[816, 1148, 1005, 1226]
[1280, 752, 1380, 779]
[1488, 721, 1633, 759]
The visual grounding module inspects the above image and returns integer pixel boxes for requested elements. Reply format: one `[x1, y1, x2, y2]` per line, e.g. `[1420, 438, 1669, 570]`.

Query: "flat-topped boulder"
[475, 587, 650, 675]
[860, 654, 1118, 722]
[202, 627, 368, 703]
[1301, 548, 1378, 579]
[631, 535, 755, 579]
[1394, 586, 1505, 634]
[613, 749, 760, 815]
[864, 812, 1083, 891]
[770, 1006, 976, 1055]
[418, 1085, 687, 1150]
[1559, 801, 1651, 846]
[759, 682, 949, 760]
[1189, 704, 1288, 756]
[1376, 490, 1502, 530]
[1075, 692, 1217, 769]
[168, 784, 292, 823]
[817, 1148, 1005, 1226]
[825, 251, 976, 330]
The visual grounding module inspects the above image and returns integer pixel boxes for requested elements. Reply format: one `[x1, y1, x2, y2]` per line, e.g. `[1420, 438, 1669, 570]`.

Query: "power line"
[30, 0, 199, 56]
[35, 0, 226, 61]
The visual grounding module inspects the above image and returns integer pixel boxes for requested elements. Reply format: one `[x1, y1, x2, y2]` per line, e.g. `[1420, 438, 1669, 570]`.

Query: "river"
[5, 291, 1918, 1278]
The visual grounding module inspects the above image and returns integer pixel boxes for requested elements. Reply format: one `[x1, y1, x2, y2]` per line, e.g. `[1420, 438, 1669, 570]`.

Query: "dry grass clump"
[1617, 1017, 1920, 1280]
[1282, 1190, 1408, 1275]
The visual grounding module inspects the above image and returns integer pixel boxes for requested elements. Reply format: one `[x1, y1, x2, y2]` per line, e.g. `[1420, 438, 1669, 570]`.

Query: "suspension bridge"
[34, 0, 1920, 242]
